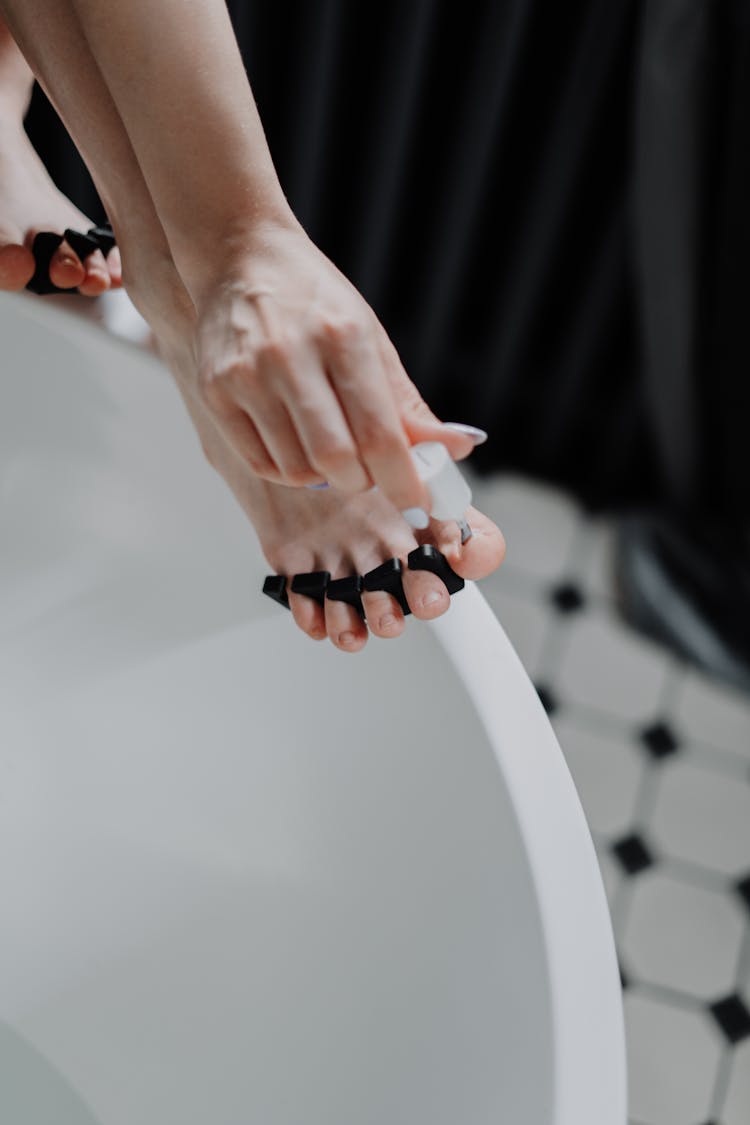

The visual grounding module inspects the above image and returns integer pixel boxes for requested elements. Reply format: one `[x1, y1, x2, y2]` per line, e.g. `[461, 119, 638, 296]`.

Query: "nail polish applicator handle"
[410, 441, 473, 542]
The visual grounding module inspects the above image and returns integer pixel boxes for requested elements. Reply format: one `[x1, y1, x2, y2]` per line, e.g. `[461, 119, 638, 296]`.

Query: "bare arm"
[0, 0, 477, 511]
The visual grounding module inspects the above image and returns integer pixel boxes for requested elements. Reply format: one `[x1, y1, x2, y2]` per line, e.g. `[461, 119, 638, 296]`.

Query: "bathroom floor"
[469, 472, 750, 1125]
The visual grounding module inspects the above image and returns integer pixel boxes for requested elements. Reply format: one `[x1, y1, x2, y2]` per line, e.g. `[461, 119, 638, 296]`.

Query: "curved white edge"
[429, 583, 627, 1125]
[3, 290, 627, 1123]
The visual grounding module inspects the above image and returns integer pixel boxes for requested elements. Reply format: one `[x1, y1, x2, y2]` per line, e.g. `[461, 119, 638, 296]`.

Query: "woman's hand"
[193, 221, 478, 514]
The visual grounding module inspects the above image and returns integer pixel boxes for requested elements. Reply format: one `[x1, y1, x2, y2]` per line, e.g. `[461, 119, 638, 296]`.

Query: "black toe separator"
[326, 575, 365, 619]
[64, 228, 103, 261]
[407, 545, 465, 595]
[290, 570, 330, 607]
[87, 225, 117, 255]
[26, 232, 66, 295]
[363, 558, 411, 616]
[262, 575, 290, 610]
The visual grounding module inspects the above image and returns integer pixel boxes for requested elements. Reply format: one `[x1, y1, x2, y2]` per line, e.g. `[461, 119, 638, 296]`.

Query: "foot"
[0, 27, 121, 295]
[172, 368, 505, 653]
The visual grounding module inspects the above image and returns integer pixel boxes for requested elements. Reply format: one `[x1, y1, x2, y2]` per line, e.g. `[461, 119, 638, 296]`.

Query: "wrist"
[174, 205, 303, 309]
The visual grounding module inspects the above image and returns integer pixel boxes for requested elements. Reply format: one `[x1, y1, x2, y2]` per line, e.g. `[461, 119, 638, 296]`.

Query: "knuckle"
[255, 335, 293, 369]
[198, 361, 249, 409]
[319, 315, 365, 349]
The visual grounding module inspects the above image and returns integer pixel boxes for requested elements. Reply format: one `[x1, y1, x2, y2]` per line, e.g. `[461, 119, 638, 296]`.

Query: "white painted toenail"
[423, 591, 443, 607]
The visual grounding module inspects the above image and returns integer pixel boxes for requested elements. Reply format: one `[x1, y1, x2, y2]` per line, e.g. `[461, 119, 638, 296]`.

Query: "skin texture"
[0, 0, 479, 513]
[0, 7, 506, 650]
[0, 19, 120, 293]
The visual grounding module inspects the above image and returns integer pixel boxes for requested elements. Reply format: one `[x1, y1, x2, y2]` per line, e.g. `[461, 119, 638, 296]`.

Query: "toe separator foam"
[262, 575, 290, 610]
[87, 224, 117, 255]
[407, 545, 465, 595]
[326, 575, 366, 619]
[64, 228, 103, 261]
[290, 570, 330, 607]
[26, 232, 65, 295]
[363, 558, 411, 616]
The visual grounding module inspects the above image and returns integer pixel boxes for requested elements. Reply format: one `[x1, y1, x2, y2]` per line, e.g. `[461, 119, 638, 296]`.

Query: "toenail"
[422, 591, 443, 608]
[339, 631, 357, 646]
[379, 614, 397, 629]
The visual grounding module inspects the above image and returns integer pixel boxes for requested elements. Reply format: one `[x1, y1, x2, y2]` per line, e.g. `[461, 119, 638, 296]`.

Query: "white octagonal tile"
[553, 716, 643, 837]
[555, 610, 670, 723]
[621, 871, 745, 1000]
[471, 473, 581, 585]
[676, 669, 750, 763]
[651, 759, 750, 876]
[481, 586, 550, 679]
[624, 991, 722, 1124]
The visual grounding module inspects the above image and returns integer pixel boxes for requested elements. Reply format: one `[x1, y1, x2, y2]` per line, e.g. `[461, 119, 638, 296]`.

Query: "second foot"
[0, 119, 121, 295]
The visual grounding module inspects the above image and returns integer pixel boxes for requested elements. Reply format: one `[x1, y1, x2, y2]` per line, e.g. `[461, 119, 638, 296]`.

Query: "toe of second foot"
[0, 242, 35, 290]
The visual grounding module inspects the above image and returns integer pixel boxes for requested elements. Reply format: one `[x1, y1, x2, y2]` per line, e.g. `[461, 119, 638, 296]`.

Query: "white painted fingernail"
[443, 423, 488, 445]
[402, 507, 430, 529]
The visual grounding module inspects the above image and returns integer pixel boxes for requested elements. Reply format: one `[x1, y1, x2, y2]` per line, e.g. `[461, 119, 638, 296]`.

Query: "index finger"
[322, 330, 430, 513]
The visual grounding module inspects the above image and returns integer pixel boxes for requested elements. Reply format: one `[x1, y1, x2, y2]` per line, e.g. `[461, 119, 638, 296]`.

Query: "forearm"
[68, 0, 297, 300]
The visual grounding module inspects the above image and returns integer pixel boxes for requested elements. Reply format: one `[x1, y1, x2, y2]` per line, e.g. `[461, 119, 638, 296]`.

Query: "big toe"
[0, 226, 34, 290]
[426, 507, 506, 582]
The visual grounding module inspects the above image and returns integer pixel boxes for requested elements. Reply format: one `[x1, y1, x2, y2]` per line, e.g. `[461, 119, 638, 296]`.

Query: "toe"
[48, 238, 86, 290]
[324, 598, 368, 653]
[361, 590, 405, 638]
[288, 589, 328, 641]
[402, 567, 451, 620]
[423, 507, 506, 581]
[78, 248, 111, 296]
[0, 235, 34, 290]
[106, 245, 123, 287]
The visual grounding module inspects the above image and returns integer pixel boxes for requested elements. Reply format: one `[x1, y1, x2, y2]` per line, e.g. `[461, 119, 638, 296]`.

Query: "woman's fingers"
[321, 323, 429, 512]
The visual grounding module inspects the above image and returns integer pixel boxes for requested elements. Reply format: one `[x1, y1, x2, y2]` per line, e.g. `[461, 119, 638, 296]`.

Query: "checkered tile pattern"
[470, 471, 750, 1125]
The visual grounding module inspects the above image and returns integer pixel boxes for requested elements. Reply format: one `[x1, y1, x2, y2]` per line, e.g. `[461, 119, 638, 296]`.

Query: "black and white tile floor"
[469, 471, 750, 1125]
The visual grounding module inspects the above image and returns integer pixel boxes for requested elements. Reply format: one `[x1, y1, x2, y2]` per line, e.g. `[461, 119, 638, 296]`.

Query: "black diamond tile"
[735, 872, 750, 913]
[550, 582, 586, 614]
[640, 720, 680, 760]
[708, 992, 750, 1045]
[611, 832, 655, 876]
[534, 683, 557, 716]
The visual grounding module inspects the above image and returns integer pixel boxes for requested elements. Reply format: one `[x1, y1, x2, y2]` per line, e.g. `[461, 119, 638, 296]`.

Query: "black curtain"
[22, 1, 750, 521]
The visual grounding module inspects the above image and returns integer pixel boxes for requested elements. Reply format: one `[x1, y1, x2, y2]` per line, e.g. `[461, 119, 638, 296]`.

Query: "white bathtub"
[0, 291, 626, 1125]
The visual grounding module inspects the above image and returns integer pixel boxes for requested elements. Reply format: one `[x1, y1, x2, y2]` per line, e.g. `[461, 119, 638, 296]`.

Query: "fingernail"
[443, 423, 488, 445]
[306, 482, 330, 490]
[402, 507, 430, 529]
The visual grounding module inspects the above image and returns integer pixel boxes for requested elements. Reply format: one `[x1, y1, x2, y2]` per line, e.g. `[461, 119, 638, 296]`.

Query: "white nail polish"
[401, 506, 430, 530]
[443, 423, 488, 445]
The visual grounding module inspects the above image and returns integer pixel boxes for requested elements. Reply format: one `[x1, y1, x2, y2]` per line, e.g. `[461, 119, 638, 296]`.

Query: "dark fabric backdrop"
[22, 0, 750, 521]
